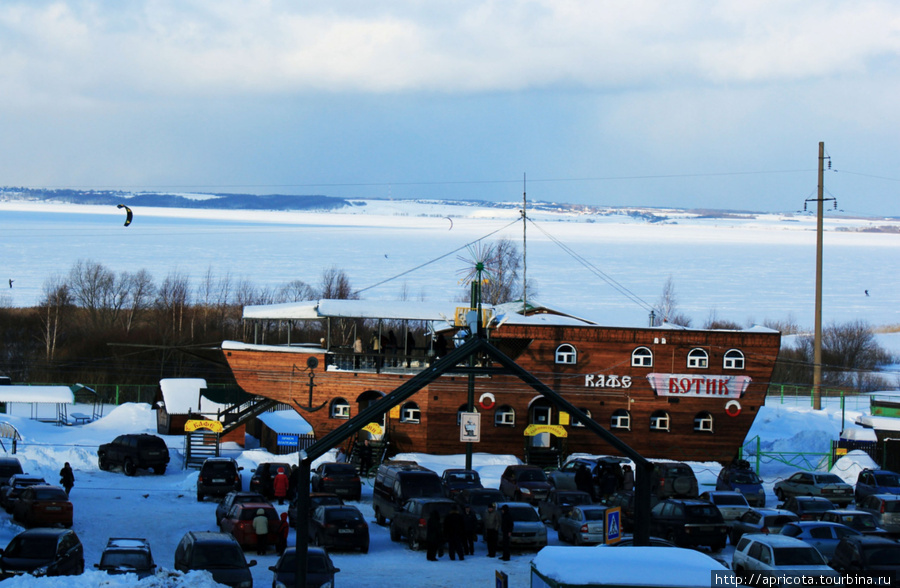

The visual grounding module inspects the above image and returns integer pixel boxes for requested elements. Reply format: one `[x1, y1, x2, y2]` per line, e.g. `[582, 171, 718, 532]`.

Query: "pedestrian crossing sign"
[605, 507, 622, 544]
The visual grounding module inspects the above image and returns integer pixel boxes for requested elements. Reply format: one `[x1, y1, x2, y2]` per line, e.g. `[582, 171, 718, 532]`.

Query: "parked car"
[779, 520, 862, 560]
[389, 497, 457, 550]
[556, 456, 631, 499]
[699, 490, 751, 522]
[453, 487, 505, 532]
[495, 502, 548, 550]
[174, 531, 256, 588]
[0, 457, 23, 487]
[499, 465, 552, 505]
[821, 509, 889, 536]
[781, 496, 835, 521]
[829, 534, 900, 579]
[556, 504, 609, 545]
[373, 461, 443, 525]
[649, 498, 728, 550]
[218, 502, 280, 550]
[215, 491, 267, 526]
[97, 433, 169, 476]
[537, 489, 592, 529]
[603, 535, 677, 547]
[440, 468, 483, 499]
[197, 457, 243, 502]
[716, 461, 766, 507]
[308, 504, 369, 553]
[249, 461, 291, 499]
[773, 471, 853, 507]
[93, 537, 157, 579]
[289, 492, 344, 527]
[856, 493, 900, 534]
[732, 533, 838, 583]
[268, 546, 340, 588]
[651, 461, 699, 499]
[13, 484, 73, 528]
[311, 462, 362, 500]
[0, 474, 47, 512]
[855, 468, 900, 503]
[730, 508, 800, 545]
[606, 490, 659, 532]
[0, 528, 84, 579]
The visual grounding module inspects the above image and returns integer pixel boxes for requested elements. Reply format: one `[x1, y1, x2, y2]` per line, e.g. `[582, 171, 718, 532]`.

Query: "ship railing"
[325, 350, 475, 375]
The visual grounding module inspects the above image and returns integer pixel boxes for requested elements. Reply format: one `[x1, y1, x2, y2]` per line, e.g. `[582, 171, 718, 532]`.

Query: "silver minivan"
[857, 494, 900, 534]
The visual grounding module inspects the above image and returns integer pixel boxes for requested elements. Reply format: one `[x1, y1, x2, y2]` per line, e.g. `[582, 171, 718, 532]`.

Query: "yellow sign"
[363, 422, 383, 436]
[184, 419, 223, 433]
[389, 405, 401, 419]
[523, 424, 567, 438]
[453, 307, 494, 328]
[835, 448, 847, 456]
[558, 412, 570, 426]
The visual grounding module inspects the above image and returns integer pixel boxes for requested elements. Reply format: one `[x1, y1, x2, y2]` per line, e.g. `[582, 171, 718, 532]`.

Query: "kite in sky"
[117, 204, 133, 227]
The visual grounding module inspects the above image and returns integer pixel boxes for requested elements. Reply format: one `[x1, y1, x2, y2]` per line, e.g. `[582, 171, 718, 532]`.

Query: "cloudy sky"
[2, 1, 899, 215]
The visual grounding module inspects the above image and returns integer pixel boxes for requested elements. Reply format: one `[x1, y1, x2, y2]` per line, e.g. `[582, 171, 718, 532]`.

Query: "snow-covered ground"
[0, 392, 888, 587]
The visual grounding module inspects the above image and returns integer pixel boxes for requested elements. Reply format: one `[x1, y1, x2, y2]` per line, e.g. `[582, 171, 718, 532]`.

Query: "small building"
[0, 385, 75, 426]
[156, 378, 249, 445]
[254, 409, 314, 455]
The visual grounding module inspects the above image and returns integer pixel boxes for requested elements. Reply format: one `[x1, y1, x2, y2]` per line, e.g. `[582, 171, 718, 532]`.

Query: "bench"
[70, 412, 93, 425]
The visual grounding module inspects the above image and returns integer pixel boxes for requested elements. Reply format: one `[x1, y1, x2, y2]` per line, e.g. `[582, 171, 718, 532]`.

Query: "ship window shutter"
[631, 347, 653, 367]
[571, 408, 591, 427]
[650, 410, 669, 431]
[693, 411, 714, 433]
[330, 398, 350, 419]
[687, 348, 709, 369]
[724, 349, 745, 369]
[495, 406, 516, 427]
[555, 344, 577, 364]
[610, 409, 631, 430]
[400, 402, 421, 424]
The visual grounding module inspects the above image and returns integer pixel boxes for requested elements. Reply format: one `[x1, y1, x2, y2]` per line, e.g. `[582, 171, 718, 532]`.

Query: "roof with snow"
[256, 409, 313, 435]
[0, 386, 74, 404]
[159, 378, 223, 415]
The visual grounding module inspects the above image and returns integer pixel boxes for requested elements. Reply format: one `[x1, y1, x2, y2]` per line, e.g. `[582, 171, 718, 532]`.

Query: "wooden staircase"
[183, 431, 220, 469]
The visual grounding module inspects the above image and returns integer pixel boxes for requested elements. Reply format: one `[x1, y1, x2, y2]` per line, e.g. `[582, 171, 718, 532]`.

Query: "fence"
[739, 435, 832, 474]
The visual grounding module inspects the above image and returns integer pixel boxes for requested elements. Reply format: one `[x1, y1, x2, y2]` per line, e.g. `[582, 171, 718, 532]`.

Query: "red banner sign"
[646, 374, 751, 399]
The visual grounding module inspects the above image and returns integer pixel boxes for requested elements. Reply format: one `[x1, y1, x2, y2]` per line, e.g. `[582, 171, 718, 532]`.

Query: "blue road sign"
[277, 433, 299, 447]
[605, 506, 622, 544]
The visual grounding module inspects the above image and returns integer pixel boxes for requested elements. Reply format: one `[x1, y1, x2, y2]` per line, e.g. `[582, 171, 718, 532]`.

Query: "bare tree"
[39, 275, 71, 360]
[122, 269, 155, 334]
[155, 271, 190, 341]
[319, 267, 357, 300]
[653, 276, 692, 327]
[277, 279, 315, 303]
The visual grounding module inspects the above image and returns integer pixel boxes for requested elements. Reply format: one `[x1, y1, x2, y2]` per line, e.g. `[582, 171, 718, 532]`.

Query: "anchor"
[293, 356, 327, 412]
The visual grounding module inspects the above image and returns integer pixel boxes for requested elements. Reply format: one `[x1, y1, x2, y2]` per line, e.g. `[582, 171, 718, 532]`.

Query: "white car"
[699, 491, 751, 522]
[732, 533, 838, 586]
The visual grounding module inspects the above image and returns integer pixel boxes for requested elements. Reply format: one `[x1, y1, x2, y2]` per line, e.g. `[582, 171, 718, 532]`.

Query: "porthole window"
[610, 409, 631, 431]
[330, 398, 350, 419]
[650, 410, 670, 431]
[400, 402, 421, 424]
[631, 347, 653, 367]
[495, 405, 516, 427]
[555, 344, 577, 364]
[694, 411, 713, 433]
[724, 349, 745, 370]
[687, 348, 709, 369]
[571, 408, 591, 428]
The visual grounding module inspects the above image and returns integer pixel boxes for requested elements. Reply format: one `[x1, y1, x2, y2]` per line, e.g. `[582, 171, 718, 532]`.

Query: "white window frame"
[571, 408, 591, 427]
[610, 409, 631, 431]
[555, 344, 577, 365]
[331, 398, 350, 419]
[631, 347, 653, 367]
[687, 348, 709, 369]
[495, 406, 515, 427]
[400, 402, 421, 424]
[724, 349, 745, 370]
[650, 410, 670, 431]
[693, 411, 714, 433]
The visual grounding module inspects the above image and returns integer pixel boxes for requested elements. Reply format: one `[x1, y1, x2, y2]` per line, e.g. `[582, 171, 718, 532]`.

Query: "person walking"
[622, 464, 635, 492]
[253, 508, 270, 556]
[425, 510, 443, 561]
[575, 464, 592, 497]
[483, 503, 500, 558]
[443, 505, 466, 561]
[59, 462, 75, 496]
[462, 504, 478, 556]
[500, 504, 514, 561]
[275, 512, 290, 555]
[273, 467, 289, 505]
[358, 439, 373, 477]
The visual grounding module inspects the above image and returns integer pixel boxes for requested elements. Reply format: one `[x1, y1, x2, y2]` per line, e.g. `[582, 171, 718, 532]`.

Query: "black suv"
[649, 498, 728, 550]
[98, 434, 169, 476]
[389, 497, 457, 550]
[94, 537, 156, 579]
[174, 531, 256, 588]
[197, 457, 243, 502]
[249, 461, 291, 499]
[829, 534, 900, 577]
[0, 528, 84, 579]
[372, 461, 443, 525]
[651, 461, 699, 499]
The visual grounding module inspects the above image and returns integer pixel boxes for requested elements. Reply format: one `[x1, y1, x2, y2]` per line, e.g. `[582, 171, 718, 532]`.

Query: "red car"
[12, 485, 73, 528]
[218, 502, 279, 549]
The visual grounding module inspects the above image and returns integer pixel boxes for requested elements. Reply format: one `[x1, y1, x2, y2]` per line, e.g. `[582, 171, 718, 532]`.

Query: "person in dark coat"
[426, 510, 443, 561]
[622, 464, 635, 492]
[599, 468, 618, 502]
[462, 504, 478, 555]
[500, 504, 514, 561]
[358, 439, 373, 477]
[483, 503, 500, 557]
[59, 462, 75, 496]
[443, 506, 466, 561]
[574, 464, 592, 497]
[434, 333, 448, 359]
[288, 465, 300, 500]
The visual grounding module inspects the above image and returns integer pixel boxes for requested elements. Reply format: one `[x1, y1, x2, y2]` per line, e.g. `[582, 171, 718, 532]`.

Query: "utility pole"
[812, 141, 828, 410]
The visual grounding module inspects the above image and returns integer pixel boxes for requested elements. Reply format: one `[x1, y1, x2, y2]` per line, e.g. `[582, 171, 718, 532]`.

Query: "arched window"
[694, 411, 713, 433]
[457, 404, 477, 425]
[724, 349, 745, 370]
[330, 398, 350, 419]
[400, 402, 421, 424]
[650, 410, 670, 431]
[610, 409, 631, 431]
[571, 408, 591, 427]
[631, 347, 653, 367]
[495, 405, 516, 427]
[687, 348, 709, 369]
[555, 344, 577, 364]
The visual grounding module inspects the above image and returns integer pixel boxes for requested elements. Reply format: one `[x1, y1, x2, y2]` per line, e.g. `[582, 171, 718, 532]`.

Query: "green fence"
[739, 435, 832, 474]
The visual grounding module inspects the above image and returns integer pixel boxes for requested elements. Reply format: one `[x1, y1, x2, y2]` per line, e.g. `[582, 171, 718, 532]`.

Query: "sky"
[0, 383, 892, 587]
[1, 2, 900, 216]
